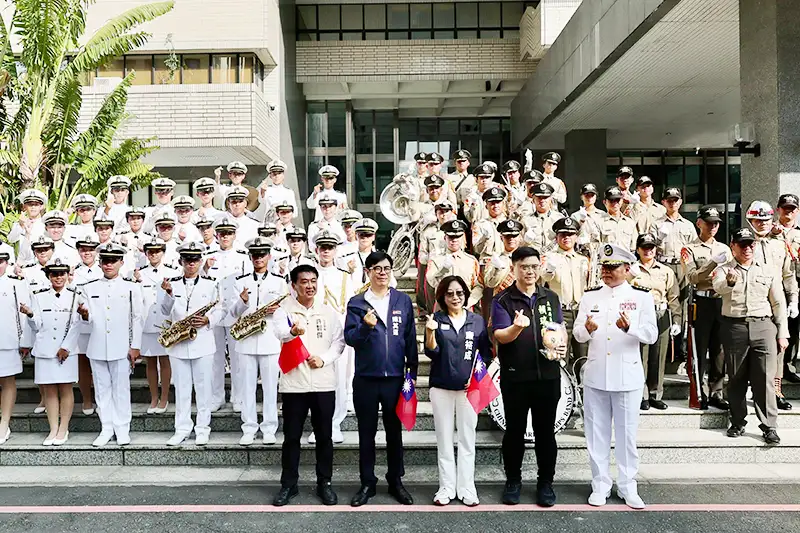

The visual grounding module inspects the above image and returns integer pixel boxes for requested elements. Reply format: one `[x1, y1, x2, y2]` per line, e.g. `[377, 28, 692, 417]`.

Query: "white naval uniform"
[231, 271, 288, 438]
[29, 287, 81, 384]
[138, 263, 180, 356]
[117, 229, 150, 268]
[229, 213, 260, 249]
[316, 263, 357, 433]
[21, 264, 49, 293]
[65, 222, 95, 248]
[175, 220, 202, 243]
[307, 220, 347, 255]
[65, 276, 145, 441]
[8, 218, 45, 265]
[159, 276, 224, 440]
[573, 282, 658, 496]
[52, 239, 81, 268]
[253, 184, 298, 224]
[0, 274, 32, 377]
[72, 262, 103, 354]
[102, 203, 130, 229]
[306, 188, 348, 222]
[142, 203, 175, 234]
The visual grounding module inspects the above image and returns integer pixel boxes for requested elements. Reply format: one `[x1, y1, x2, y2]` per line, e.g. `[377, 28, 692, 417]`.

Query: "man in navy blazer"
[345, 251, 418, 507]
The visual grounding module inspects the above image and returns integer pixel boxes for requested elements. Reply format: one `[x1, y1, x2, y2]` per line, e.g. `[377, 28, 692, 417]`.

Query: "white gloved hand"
[524, 229, 537, 244]
[628, 263, 642, 278]
[442, 256, 454, 269]
[657, 224, 672, 240]
[711, 252, 728, 264]
[491, 254, 507, 269]
[669, 324, 681, 337]
[790, 302, 799, 319]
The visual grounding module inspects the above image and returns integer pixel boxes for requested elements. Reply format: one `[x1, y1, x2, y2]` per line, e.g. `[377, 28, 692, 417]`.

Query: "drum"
[486, 358, 575, 441]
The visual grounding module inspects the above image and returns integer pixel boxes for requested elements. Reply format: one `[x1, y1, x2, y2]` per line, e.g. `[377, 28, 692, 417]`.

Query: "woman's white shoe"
[52, 432, 70, 446]
[82, 407, 95, 416]
[42, 436, 56, 446]
[0, 428, 10, 445]
[153, 403, 169, 414]
[33, 406, 46, 414]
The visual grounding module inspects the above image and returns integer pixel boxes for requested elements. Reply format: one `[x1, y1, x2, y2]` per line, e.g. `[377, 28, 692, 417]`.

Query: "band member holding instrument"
[159, 242, 224, 447]
[272, 264, 346, 506]
[215, 161, 259, 213]
[484, 220, 524, 296]
[231, 237, 287, 446]
[345, 251, 417, 507]
[491, 246, 565, 507]
[425, 275, 491, 507]
[65, 242, 144, 448]
[713, 228, 788, 445]
[574, 244, 657, 509]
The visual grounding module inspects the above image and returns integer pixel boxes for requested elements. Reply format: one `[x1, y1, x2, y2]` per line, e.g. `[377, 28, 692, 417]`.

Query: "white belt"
[694, 290, 718, 298]
[656, 303, 668, 311]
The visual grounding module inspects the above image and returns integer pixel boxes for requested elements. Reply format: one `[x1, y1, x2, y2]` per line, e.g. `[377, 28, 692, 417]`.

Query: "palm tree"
[0, 0, 175, 214]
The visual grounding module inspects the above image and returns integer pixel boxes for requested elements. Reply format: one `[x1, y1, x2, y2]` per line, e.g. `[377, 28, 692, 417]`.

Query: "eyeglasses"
[516, 264, 540, 272]
[445, 290, 465, 298]
[369, 266, 392, 274]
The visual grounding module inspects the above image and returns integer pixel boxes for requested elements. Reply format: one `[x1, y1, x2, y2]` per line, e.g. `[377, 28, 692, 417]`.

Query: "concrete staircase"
[3, 268, 800, 469]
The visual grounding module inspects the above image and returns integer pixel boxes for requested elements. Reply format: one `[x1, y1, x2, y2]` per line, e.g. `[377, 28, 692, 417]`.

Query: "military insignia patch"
[604, 244, 613, 257]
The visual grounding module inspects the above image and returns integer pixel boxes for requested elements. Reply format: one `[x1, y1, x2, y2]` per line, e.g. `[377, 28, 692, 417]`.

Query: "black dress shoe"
[708, 397, 729, 410]
[777, 396, 793, 410]
[388, 483, 413, 505]
[726, 425, 745, 438]
[640, 400, 650, 411]
[783, 367, 800, 383]
[502, 481, 521, 505]
[272, 485, 299, 506]
[536, 482, 556, 507]
[648, 398, 668, 410]
[763, 428, 781, 445]
[317, 482, 338, 505]
[699, 398, 709, 410]
[350, 485, 376, 507]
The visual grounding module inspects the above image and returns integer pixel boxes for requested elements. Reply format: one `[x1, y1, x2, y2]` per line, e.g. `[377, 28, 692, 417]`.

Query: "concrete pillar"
[739, 0, 800, 217]
[563, 129, 607, 211]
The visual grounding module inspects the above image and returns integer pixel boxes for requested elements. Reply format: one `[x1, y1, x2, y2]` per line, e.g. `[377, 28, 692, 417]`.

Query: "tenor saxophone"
[230, 294, 289, 341]
[158, 299, 219, 348]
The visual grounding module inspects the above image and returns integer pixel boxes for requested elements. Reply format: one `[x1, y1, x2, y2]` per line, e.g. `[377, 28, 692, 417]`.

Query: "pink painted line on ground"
[0, 504, 799, 514]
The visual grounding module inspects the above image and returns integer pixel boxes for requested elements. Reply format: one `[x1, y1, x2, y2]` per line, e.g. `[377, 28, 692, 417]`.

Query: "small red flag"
[396, 373, 417, 431]
[466, 352, 500, 415]
[278, 318, 310, 374]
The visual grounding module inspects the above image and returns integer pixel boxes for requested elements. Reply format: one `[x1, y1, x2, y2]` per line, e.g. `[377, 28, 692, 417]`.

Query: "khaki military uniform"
[516, 197, 558, 220]
[483, 251, 515, 296]
[521, 210, 563, 252]
[472, 216, 506, 260]
[713, 259, 789, 430]
[599, 212, 637, 251]
[682, 238, 732, 400]
[446, 172, 475, 203]
[417, 222, 447, 312]
[541, 174, 567, 205]
[426, 250, 483, 309]
[462, 188, 490, 223]
[539, 248, 590, 362]
[651, 215, 697, 264]
[629, 261, 681, 400]
[772, 224, 800, 374]
[630, 199, 666, 234]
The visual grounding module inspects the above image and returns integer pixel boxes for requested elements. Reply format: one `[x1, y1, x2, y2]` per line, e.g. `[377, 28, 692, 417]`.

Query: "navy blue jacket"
[425, 310, 492, 391]
[344, 288, 419, 379]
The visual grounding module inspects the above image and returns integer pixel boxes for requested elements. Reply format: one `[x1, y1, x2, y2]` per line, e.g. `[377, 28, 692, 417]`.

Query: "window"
[298, 5, 317, 30]
[182, 54, 209, 84]
[211, 54, 237, 83]
[319, 5, 340, 30]
[434, 4, 455, 28]
[388, 5, 409, 29]
[87, 54, 265, 86]
[456, 3, 478, 27]
[125, 55, 152, 85]
[410, 4, 432, 29]
[239, 55, 254, 84]
[365, 5, 386, 30]
[98, 57, 124, 78]
[342, 4, 362, 30]
[481, 3, 502, 27]
[154, 55, 179, 84]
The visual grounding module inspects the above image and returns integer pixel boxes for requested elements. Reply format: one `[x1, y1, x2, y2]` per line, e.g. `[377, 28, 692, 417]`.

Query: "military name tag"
[620, 301, 637, 311]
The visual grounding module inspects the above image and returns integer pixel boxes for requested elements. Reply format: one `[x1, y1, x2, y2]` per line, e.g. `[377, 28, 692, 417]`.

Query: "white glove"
[628, 263, 641, 278]
[524, 229, 537, 244]
[657, 224, 672, 240]
[711, 252, 728, 264]
[669, 324, 681, 337]
[491, 254, 507, 269]
[544, 259, 558, 273]
[790, 302, 799, 319]
[442, 256, 454, 269]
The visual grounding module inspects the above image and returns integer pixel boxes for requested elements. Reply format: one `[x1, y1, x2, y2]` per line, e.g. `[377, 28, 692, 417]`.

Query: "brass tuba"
[158, 300, 219, 348]
[230, 294, 289, 341]
[379, 173, 422, 224]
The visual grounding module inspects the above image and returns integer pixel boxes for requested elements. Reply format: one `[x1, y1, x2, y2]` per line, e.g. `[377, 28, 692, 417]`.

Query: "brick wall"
[296, 39, 537, 82]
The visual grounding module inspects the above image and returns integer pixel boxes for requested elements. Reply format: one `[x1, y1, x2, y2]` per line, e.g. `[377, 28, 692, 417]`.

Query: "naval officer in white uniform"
[573, 243, 658, 509]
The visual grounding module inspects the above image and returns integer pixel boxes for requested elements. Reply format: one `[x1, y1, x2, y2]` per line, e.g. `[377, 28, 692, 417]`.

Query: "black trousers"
[785, 312, 800, 370]
[353, 375, 405, 487]
[693, 296, 725, 399]
[280, 391, 335, 488]
[500, 378, 561, 484]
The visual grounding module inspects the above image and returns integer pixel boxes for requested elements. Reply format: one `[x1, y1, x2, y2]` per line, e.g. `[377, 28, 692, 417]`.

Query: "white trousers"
[429, 387, 479, 501]
[583, 386, 641, 495]
[239, 352, 279, 437]
[170, 355, 213, 438]
[90, 359, 132, 438]
[332, 346, 354, 431]
[212, 326, 237, 407]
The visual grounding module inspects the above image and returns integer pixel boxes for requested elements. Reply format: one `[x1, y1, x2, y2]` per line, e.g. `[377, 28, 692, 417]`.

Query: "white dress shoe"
[52, 432, 70, 446]
[306, 432, 316, 444]
[146, 406, 158, 414]
[239, 433, 255, 446]
[0, 428, 10, 445]
[116, 433, 131, 446]
[262, 433, 277, 445]
[588, 490, 611, 507]
[92, 432, 114, 448]
[209, 403, 222, 413]
[152, 403, 169, 415]
[195, 433, 209, 446]
[232, 403, 242, 413]
[82, 407, 95, 416]
[33, 406, 46, 414]
[42, 436, 56, 446]
[617, 489, 646, 509]
[332, 430, 345, 444]
[166, 433, 187, 447]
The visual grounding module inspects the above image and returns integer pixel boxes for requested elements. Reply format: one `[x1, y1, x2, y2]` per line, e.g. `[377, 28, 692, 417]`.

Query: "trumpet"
[230, 294, 289, 341]
[158, 300, 219, 348]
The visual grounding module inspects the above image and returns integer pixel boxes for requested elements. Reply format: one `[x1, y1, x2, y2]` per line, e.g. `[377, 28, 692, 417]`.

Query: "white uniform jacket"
[71, 262, 104, 340]
[30, 287, 80, 358]
[138, 264, 181, 334]
[65, 222, 95, 248]
[158, 275, 224, 359]
[230, 271, 288, 355]
[253, 184, 298, 224]
[573, 281, 658, 391]
[52, 240, 81, 268]
[21, 264, 49, 294]
[0, 274, 33, 349]
[66, 277, 145, 361]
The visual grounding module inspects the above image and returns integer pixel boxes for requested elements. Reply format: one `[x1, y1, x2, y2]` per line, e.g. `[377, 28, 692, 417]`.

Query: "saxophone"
[230, 294, 289, 341]
[158, 300, 219, 348]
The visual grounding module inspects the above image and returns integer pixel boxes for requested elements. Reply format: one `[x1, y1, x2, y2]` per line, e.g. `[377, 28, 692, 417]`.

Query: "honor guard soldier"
[215, 161, 259, 212]
[224, 185, 260, 247]
[307, 165, 348, 222]
[101, 175, 132, 228]
[65, 194, 99, 248]
[681, 206, 731, 409]
[462, 163, 496, 223]
[501, 160, 526, 218]
[746, 200, 798, 410]
[231, 237, 288, 446]
[540, 152, 567, 206]
[285, 226, 315, 273]
[417, 199, 456, 312]
[450, 149, 475, 197]
[774, 193, 800, 383]
[630, 234, 681, 410]
[9, 189, 47, 266]
[336, 209, 364, 275]
[574, 243, 658, 509]
[540, 217, 590, 362]
[254, 159, 299, 224]
[172, 195, 202, 243]
[159, 242, 225, 446]
[194, 177, 221, 220]
[308, 193, 347, 254]
[65, 242, 144, 448]
[426, 220, 483, 310]
[426, 151, 446, 182]
[600, 186, 637, 251]
[713, 228, 788, 445]
[351, 218, 381, 286]
[515, 170, 547, 220]
[484, 220, 524, 295]
[21, 237, 56, 292]
[521, 182, 563, 251]
[630, 176, 666, 234]
[42, 210, 80, 268]
[615, 167, 636, 217]
[117, 207, 149, 268]
[573, 184, 605, 244]
[413, 151, 428, 179]
[419, 175, 456, 224]
[651, 188, 697, 272]
[142, 177, 176, 234]
[472, 187, 508, 260]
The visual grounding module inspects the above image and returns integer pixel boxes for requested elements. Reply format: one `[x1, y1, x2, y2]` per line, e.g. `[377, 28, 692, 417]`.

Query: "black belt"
[726, 316, 770, 322]
[658, 256, 680, 265]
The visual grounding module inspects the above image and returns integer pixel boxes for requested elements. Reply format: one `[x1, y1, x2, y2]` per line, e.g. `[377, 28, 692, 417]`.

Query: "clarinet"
[129, 290, 134, 375]
[12, 286, 21, 340]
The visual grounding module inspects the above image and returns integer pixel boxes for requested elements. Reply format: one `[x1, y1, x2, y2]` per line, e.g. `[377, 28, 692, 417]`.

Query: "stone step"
[2, 426, 799, 467]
